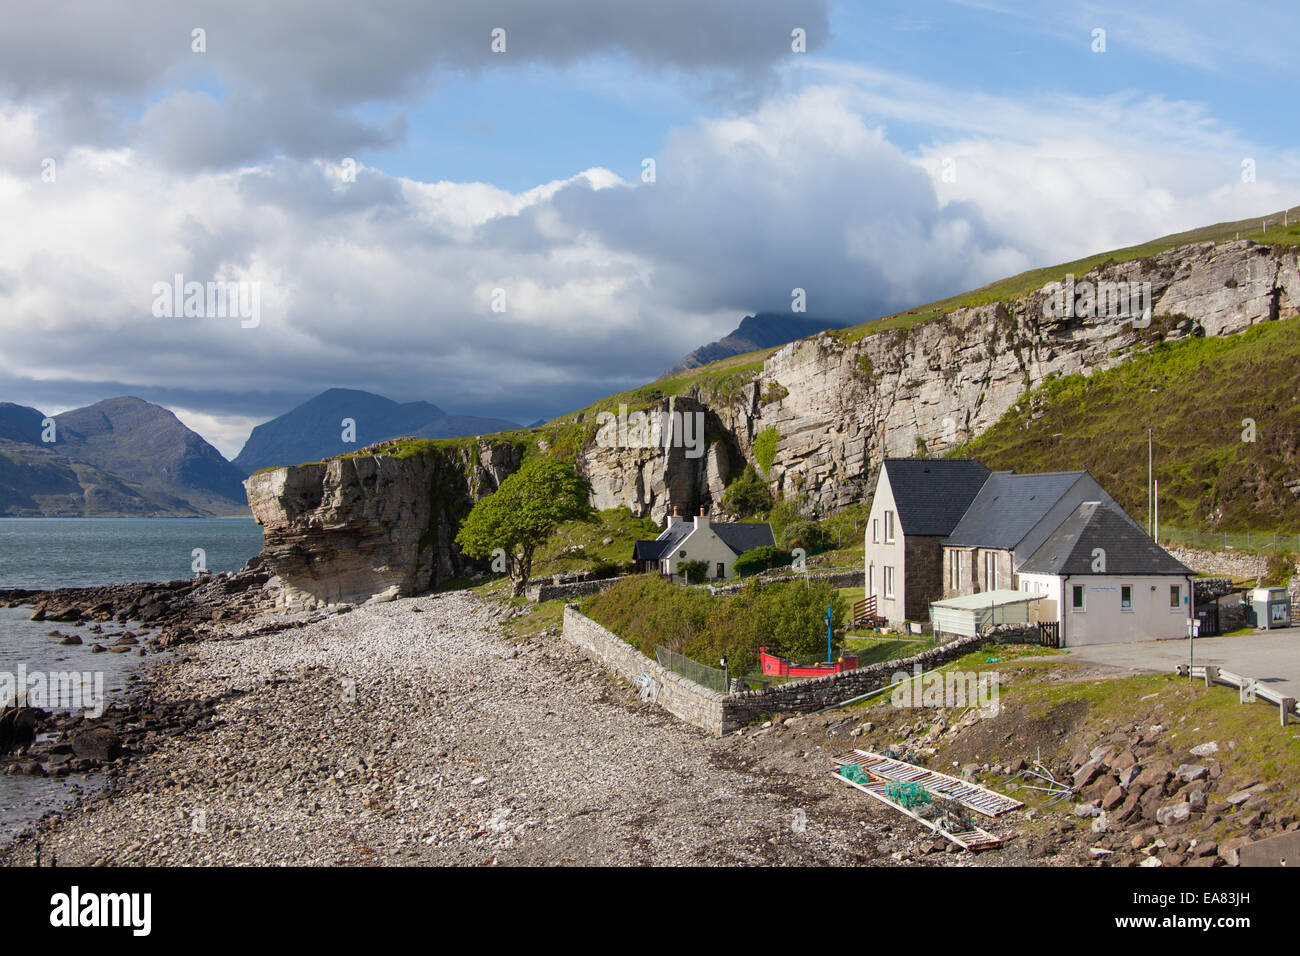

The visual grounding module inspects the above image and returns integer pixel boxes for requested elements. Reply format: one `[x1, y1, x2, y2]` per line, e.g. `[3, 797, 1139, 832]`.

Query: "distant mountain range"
[666, 312, 848, 374]
[0, 389, 522, 517]
[0, 397, 248, 516]
[231, 388, 520, 474]
[1, 314, 837, 516]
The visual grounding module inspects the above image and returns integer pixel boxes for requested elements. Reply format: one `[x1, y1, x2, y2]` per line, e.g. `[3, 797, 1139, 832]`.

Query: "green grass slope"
[963, 316, 1300, 533]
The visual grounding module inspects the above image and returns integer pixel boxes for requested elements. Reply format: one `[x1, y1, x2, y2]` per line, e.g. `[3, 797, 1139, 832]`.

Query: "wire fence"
[654, 645, 728, 693]
[1159, 526, 1300, 555]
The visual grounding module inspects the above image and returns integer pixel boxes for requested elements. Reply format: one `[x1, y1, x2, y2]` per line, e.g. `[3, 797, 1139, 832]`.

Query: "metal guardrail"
[654, 645, 728, 693]
[1178, 664, 1298, 726]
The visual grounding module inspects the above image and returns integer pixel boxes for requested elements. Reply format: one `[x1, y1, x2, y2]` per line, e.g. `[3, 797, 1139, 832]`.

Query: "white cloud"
[1, 77, 1296, 454]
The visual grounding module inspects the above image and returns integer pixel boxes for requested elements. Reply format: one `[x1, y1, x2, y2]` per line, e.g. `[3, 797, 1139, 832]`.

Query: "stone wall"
[904, 535, 943, 619]
[561, 605, 728, 735]
[706, 567, 860, 596]
[723, 633, 987, 729]
[527, 575, 632, 603]
[561, 605, 987, 735]
[1167, 546, 1271, 580]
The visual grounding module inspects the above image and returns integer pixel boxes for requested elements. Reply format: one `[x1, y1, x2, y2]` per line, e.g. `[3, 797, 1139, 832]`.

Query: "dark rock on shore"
[0, 701, 46, 755]
[0, 568, 276, 641]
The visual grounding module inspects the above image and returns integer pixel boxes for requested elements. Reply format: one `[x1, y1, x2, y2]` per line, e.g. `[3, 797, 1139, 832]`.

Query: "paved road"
[1068, 628, 1300, 698]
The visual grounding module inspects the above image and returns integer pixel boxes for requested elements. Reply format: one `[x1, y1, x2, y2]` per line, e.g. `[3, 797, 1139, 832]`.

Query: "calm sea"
[0, 517, 265, 590]
[0, 518, 265, 841]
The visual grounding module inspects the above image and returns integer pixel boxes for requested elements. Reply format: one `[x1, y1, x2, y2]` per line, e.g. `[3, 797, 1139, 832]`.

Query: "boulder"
[70, 727, 123, 762]
[0, 702, 45, 755]
[1218, 836, 1252, 866]
[1156, 802, 1192, 826]
[1175, 763, 1208, 783]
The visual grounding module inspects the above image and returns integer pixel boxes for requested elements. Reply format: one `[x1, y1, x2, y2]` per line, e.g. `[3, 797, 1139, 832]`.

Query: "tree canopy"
[455, 457, 594, 595]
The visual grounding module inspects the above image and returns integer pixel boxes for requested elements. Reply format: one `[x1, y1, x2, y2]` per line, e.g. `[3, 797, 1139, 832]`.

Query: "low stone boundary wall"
[561, 605, 988, 736]
[527, 575, 631, 602]
[724, 633, 987, 728]
[707, 568, 860, 595]
[561, 605, 728, 734]
[1167, 546, 1271, 580]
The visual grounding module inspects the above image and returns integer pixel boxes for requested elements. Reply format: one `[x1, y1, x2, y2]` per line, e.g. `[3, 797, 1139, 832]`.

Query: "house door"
[716, 562, 725, 579]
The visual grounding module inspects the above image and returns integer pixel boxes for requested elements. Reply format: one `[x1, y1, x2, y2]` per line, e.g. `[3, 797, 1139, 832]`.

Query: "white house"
[1015, 501, 1194, 645]
[633, 509, 776, 581]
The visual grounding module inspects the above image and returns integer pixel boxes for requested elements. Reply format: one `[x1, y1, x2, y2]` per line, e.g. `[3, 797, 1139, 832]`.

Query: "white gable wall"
[659, 522, 741, 581]
[863, 468, 907, 623]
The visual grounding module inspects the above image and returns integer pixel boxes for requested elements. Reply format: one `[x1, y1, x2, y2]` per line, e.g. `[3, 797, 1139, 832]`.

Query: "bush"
[765, 498, 803, 545]
[753, 427, 779, 474]
[723, 464, 773, 517]
[733, 545, 793, 577]
[781, 518, 826, 552]
[590, 561, 622, 580]
[677, 560, 710, 584]
[583, 575, 845, 676]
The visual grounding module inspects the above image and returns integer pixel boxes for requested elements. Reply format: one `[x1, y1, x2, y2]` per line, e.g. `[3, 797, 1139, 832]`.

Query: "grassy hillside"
[963, 316, 1300, 533]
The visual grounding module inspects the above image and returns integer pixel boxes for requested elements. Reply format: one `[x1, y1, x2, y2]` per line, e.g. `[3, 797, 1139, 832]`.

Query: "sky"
[0, 0, 1296, 458]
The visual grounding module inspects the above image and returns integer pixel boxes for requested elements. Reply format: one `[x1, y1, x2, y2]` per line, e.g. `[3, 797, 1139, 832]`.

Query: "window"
[949, 550, 962, 590]
[872, 518, 879, 543]
[868, 565, 874, 597]
[1071, 585, 1085, 611]
[984, 552, 998, 590]
[1170, 584, 1181, 609]
[1121, 585, 1133, 609]
[884, 566, 895, 598]
[884, 510, 895, 543]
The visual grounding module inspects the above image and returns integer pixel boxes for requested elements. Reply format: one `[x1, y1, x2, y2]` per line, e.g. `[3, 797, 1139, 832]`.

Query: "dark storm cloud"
[0, 0, 830, 166]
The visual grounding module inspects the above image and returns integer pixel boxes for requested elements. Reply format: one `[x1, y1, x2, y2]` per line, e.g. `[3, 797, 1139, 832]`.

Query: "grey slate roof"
[713, 521, 777, 555]
[633, 521, 693, 561]
[1018, 501, 1192, 576]
[945, 471, 1087, 549]
[882, 458, 991, 536]
[633, 520, 775, 560]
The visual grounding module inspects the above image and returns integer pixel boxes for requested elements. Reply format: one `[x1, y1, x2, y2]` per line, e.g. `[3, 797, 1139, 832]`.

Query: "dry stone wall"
[562, 605, 988, 736]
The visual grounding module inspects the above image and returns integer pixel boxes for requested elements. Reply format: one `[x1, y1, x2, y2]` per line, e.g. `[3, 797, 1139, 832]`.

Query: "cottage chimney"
[667, 505, 682, 528]
[695, 507, 710, 531]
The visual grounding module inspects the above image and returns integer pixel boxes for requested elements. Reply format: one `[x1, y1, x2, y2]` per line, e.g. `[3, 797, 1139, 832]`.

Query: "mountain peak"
[232, 388, 518, 474]
[666, 312, 849, 375]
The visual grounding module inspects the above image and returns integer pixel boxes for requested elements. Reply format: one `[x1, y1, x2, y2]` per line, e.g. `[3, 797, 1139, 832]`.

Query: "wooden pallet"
[832, 771, 1004, 851]
[831, 749, 1023, 817]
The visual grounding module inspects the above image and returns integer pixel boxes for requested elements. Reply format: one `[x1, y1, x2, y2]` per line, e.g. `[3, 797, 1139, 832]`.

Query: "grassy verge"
[963, 315, 1300, 532]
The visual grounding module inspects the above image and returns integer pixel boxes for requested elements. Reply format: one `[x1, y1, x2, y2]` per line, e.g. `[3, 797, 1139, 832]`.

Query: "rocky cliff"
[244, 439, 522, 606]
[246, 239, 1300, 604]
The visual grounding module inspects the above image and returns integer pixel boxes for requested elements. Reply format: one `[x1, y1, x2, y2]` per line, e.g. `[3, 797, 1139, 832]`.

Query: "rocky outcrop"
[579, 395, 739, 523]
[244, 439, 521, 606]
[633, 239, 1299, 515]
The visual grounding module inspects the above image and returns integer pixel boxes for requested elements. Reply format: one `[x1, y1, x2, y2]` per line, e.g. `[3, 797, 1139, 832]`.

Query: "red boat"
[759, 646, 859, 678]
